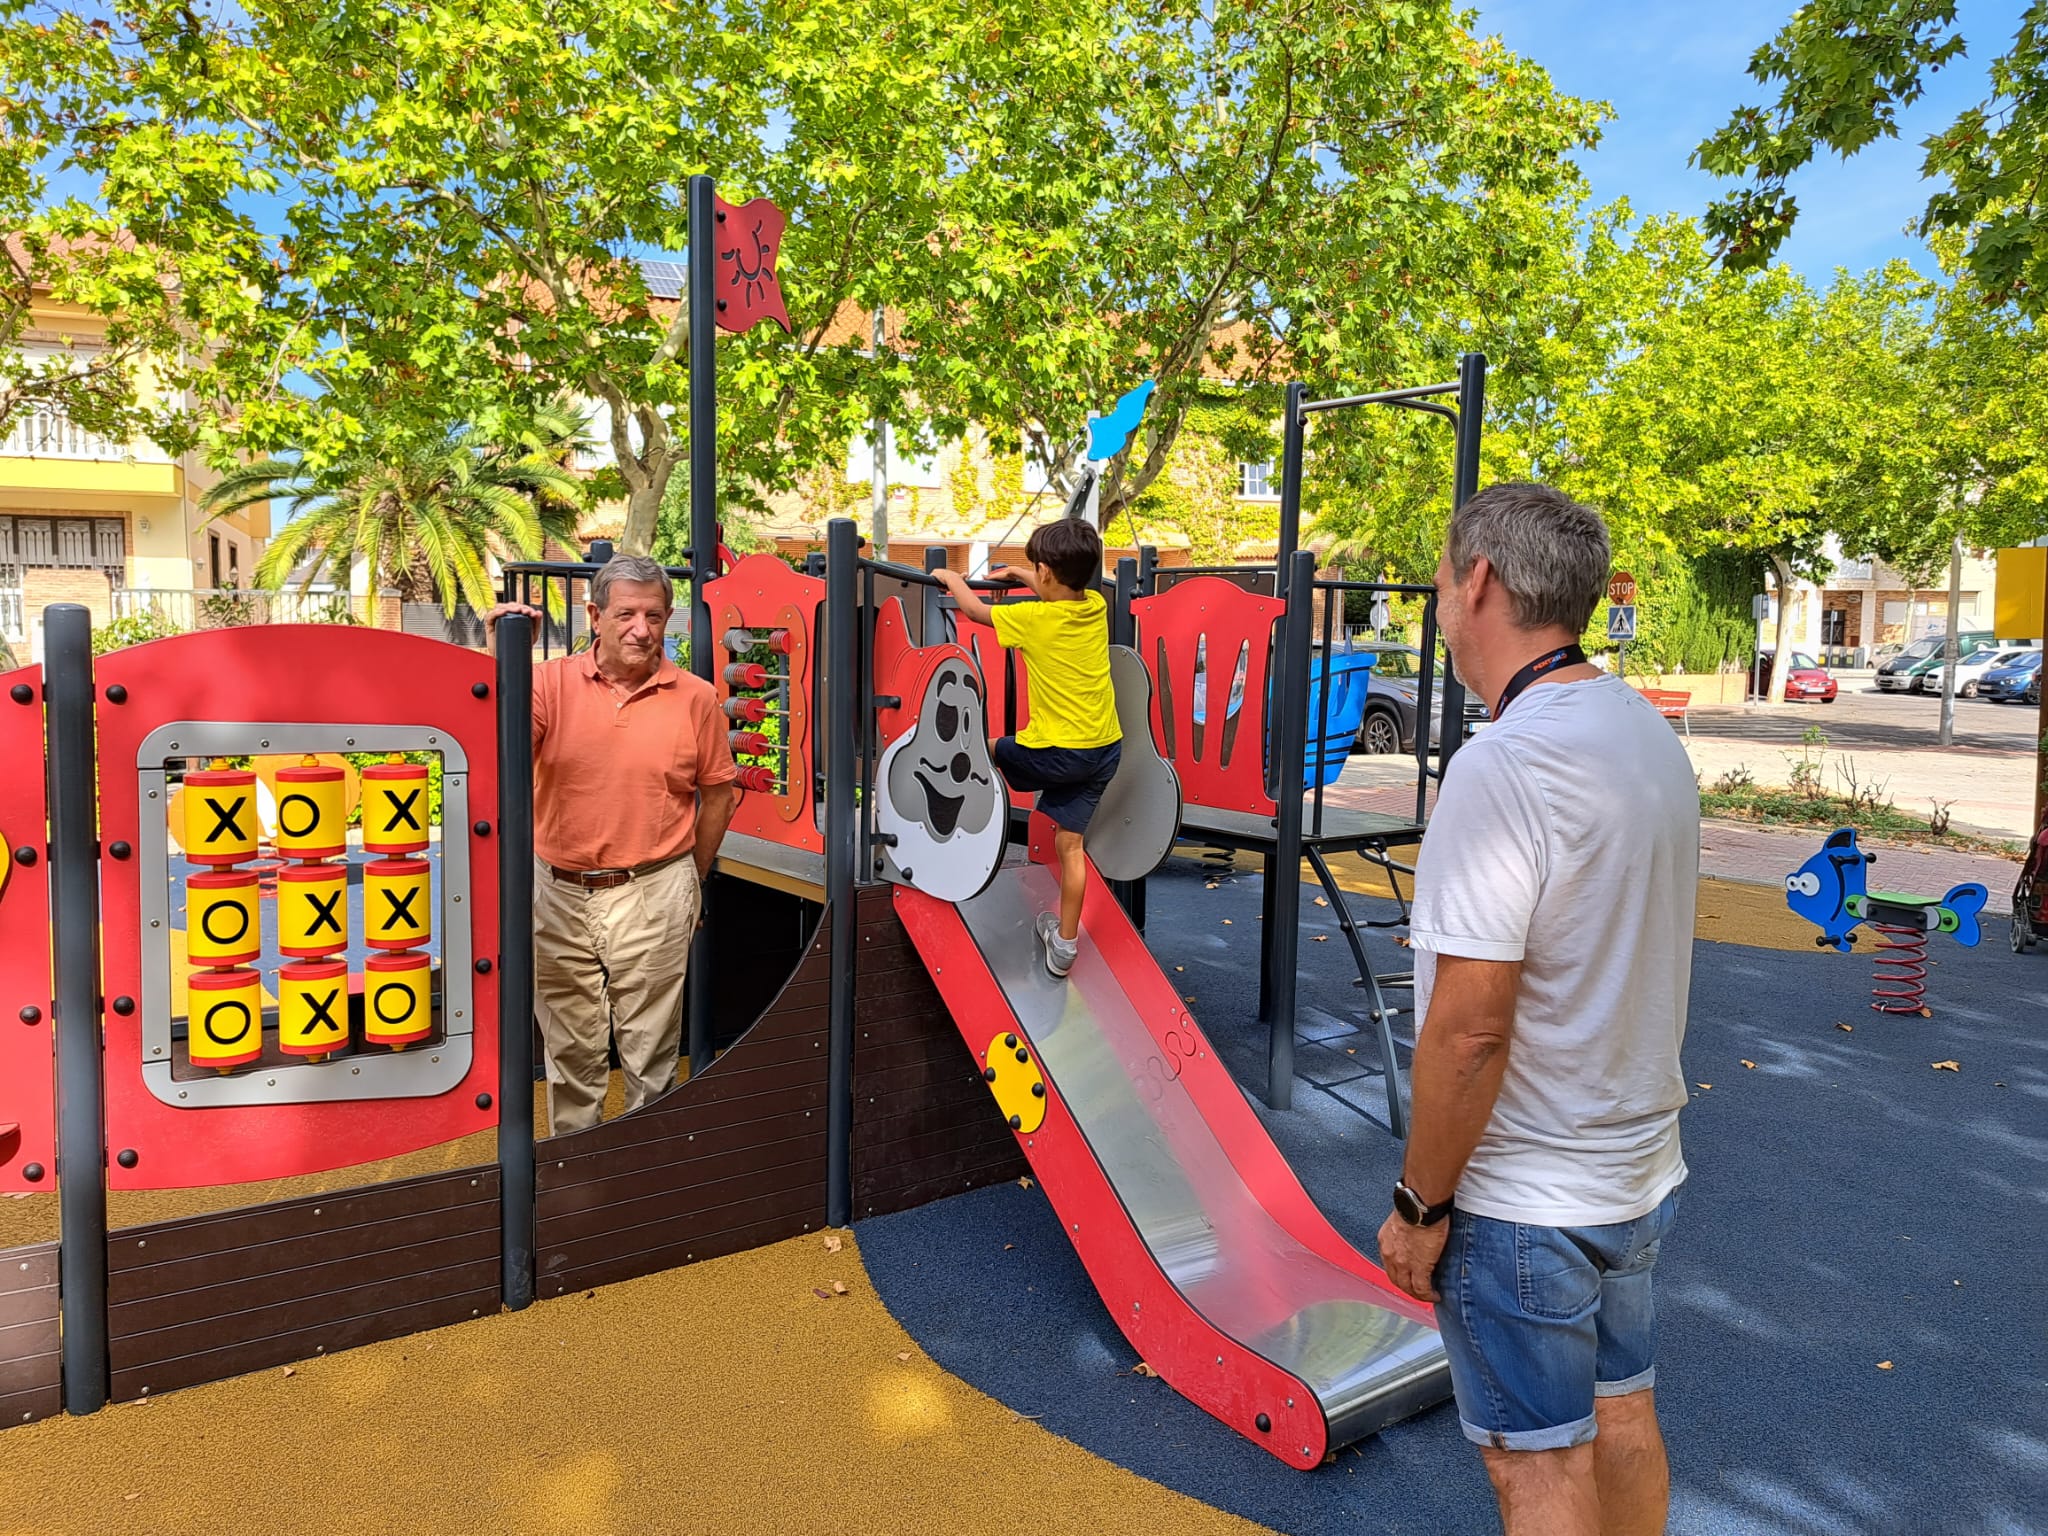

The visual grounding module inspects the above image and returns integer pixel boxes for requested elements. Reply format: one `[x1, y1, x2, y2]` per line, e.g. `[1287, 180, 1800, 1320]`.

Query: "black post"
[45, 605, 107, 1414]
[1275, 381, 1308, 578]
[823, 519, 859, 1227]
[1137, 543, 1158, 596]
[1131, 547, 1156, 930]
[495, 615, 537, 1312]
[686, 173, 721, 1086]
[1261, 554, 1316, 1110]
[1107, 557, 1140, 918]
[1437, 353, 1486, 777]
[922, 545, 949, 645]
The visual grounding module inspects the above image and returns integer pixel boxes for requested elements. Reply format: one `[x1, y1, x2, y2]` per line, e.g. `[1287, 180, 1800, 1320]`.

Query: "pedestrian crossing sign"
[1606, 604, 1637, 642]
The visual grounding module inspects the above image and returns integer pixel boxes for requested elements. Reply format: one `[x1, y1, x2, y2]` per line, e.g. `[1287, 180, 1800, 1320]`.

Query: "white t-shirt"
[1409, 673, 1699, 1226]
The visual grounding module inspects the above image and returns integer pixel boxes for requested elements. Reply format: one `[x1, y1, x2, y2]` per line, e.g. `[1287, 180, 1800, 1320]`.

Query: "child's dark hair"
[1024, 518, 1102, 592]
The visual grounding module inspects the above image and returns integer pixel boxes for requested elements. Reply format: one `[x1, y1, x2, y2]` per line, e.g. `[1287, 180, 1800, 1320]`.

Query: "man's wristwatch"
[1392, 1178, 1454, 1228]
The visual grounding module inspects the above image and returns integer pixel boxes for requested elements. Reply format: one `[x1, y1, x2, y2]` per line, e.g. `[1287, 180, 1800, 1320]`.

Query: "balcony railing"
[0, 408, 169, 463]
[112, 587, 356, 630]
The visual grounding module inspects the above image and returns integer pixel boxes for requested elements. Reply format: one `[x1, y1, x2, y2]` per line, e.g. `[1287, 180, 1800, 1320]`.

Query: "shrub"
[93, 611, 184, 656]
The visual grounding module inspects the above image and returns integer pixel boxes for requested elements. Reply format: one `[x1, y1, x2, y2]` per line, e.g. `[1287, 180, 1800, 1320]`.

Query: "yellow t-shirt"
[989, 591, 1122, 750]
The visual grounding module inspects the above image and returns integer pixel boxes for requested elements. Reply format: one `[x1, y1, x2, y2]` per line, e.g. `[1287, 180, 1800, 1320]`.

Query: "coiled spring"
[1869, 922, 1929, 1014]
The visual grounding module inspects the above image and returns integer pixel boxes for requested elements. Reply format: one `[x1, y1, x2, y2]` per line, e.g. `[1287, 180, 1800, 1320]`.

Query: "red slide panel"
[894, 823, 1447, 1467]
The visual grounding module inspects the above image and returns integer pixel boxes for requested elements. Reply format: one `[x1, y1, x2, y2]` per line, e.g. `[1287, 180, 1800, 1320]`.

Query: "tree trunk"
[619, 478, 662, 558]
[1937, 534, 1963, 748]
[1767, 553, 1795, 704]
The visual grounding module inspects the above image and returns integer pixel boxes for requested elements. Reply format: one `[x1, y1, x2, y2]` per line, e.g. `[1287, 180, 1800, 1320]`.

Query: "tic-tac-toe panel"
[0, 669, 54, 1194]
[94, 627, 502, 1190]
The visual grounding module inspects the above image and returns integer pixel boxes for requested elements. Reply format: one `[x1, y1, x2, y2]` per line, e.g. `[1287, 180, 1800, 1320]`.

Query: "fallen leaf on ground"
[281, 1367, 295, 1378]
[822, 1233, 843, 1254]
[1932, 1060, 1960, 1072]
[1017, 1177, 1034, 1190]
[1696, 1083, 1712, 1091]
[1313, 934, 1329, 943]
[831, 1280, 848, 1295]
[1132, 1362, 1158, 1378]
[1877, 1360, 1894, 1371]
[1919, 1007, 1933, 1018]
[1836, 1022, 1854, 1032]
[896, 1351, 911, 1362]
[1394, 936, 1410, 948]
[1174, 965, 1184, 972]
[1003, 1243, 1015, 1251]
[1221, 918, 1232, 925]
[1741, 1060, 1757, 1069]
[1183, 995, 1197, 1003]
[1313, 896, 1329, 907]
[812, 1288, 833, 1300]
[1346, 1047, 1356, 1055]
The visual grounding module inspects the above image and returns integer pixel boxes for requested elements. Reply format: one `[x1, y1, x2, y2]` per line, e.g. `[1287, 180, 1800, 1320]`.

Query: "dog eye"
[936, 701, 959, 739]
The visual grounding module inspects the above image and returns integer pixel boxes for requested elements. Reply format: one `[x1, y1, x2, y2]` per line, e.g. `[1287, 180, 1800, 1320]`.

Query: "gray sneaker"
[1035, 912, 1079, 978]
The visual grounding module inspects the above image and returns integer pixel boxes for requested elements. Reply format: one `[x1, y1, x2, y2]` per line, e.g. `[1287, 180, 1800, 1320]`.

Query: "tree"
[200, 400, 589, 619]
[1695, 1, 2048, 315]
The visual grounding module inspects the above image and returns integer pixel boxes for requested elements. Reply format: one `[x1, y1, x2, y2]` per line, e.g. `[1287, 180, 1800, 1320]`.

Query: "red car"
[1758, 650, 1838, 701]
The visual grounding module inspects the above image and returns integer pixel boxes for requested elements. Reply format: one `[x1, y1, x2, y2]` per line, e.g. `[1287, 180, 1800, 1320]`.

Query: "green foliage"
[1127, 400, 1279, 564]
[203, 401, 590, 621]
[1694, 1, 2048, 316]
[92, 610, 182, 655]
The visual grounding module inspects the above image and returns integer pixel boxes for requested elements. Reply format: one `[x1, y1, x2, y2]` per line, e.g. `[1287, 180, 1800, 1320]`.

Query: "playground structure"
[0, 355, 1487, 1468]
[1784, 827, 1990, 1013]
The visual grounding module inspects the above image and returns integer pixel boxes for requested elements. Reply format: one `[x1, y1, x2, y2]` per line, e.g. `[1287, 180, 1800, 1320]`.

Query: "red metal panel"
[0, 668, 54, 1193]
[1130, 577, 1285, 817]
[706, 554, 824, 853]
[95, 627, 501, 1189]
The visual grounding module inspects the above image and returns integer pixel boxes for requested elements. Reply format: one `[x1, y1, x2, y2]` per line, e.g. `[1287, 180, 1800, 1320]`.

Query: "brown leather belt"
[544, 853, 687, 890]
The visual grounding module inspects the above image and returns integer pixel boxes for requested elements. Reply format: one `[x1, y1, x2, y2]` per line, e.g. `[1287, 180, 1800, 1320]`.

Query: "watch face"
[1393, 1182, 1423, 1223]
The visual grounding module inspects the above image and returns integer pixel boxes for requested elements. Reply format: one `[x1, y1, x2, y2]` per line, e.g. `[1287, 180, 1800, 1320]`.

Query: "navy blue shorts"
[992, 737, 1121, 834]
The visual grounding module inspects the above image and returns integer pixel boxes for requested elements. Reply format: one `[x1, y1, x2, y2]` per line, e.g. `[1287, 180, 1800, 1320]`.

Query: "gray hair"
[588, 553, 674, 614]
[1446, 483, 1611, 633]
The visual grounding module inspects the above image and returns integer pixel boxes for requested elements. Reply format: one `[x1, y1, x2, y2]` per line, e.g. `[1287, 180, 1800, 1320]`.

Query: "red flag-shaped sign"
[712, 195, 792, 335]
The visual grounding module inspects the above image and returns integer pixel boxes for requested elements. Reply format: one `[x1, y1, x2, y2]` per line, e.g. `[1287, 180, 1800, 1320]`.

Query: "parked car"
[1950, 645, 2039, 698]
[1978, 649, 2040, 703]
[1350, 644, 1489, 754]
[1874, 632, 1996, 692]
[1753, 650, 1838, 702]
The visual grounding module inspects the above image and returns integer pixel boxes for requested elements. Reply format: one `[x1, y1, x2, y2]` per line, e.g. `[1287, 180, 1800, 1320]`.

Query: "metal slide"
[894, 858, 1450, 1470]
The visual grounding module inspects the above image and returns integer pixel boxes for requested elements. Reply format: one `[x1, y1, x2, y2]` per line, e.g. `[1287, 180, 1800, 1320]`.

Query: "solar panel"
[638, 258, 687, 298]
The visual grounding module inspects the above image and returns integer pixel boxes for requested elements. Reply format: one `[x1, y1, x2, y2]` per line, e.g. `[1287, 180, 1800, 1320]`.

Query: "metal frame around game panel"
[133, 719, 474, 1108]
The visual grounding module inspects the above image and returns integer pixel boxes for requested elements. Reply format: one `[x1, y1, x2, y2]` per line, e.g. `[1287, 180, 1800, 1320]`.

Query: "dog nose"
[950, 753, 971, 782]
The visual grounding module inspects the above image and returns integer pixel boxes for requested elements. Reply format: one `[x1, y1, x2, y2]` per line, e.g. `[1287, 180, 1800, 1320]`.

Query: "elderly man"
[1375, 484, 1699, 1536]
[489, 554, 738, 1134]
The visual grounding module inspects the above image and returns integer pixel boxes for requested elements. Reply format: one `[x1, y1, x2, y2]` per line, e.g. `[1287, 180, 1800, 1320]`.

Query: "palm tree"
[201, 401, 591, 621]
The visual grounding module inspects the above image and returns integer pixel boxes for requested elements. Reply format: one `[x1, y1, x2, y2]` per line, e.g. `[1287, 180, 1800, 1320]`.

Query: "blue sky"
[1474, 0, 2029, 282]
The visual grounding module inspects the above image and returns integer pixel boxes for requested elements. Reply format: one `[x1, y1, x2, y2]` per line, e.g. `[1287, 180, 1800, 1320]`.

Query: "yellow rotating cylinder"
[273, 763, 347, 861]
[363, 857, 432, 952]
[186, 870, 261, 968]
[187, 967, 264, 1071]
[182, 769, 257, 867]
[361, 762, 431, 855]
[363, 952, 432, 1048]
[277, 862, 350, 959]
[278, 959, 351, 1060]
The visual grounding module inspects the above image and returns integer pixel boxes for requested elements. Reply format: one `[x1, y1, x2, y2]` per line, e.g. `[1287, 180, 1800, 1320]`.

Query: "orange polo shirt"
[531, 651, 737, 872]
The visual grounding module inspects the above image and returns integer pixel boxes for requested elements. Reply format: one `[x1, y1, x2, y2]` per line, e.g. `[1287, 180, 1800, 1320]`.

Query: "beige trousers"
[532, 856, 701, 1135]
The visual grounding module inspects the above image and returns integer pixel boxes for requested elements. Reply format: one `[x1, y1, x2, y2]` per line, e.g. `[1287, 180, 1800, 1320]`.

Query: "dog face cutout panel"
[877, 657, 1007, 902]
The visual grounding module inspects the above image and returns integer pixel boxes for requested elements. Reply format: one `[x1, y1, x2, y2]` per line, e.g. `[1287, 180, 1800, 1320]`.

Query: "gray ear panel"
[1085, 645, 1182, 882]
[875, 656, 1009, 903]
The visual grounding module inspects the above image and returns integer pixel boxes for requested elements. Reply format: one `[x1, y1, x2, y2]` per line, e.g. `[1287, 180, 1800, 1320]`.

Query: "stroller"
[2014, 806, 2048, 953]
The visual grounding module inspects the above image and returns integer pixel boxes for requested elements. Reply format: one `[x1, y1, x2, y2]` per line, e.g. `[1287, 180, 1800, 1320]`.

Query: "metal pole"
[687, 173, 719, 683]
[1131, 545, 1156, 930]
[1275, 381, 1307, 578]
[494, 615, 537, 1312]
[922, 546, 949, 645]
[1262, 553, 1316, 1110]
[870, 307, 890, 560]
[824, 519, 859, 1227]
[1436, 352, 1485, 777]
[1938, 534, 1963, 748]
[1108, 557, 1139, 919]
[1137, 543, 1158, 597]
[45, 605, 107, 1414]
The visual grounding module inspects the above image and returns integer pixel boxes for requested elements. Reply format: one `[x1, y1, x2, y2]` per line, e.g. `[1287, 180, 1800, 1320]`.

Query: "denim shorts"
[1432, 1186, 1682, 1451]
[992, 737, 1121, 833]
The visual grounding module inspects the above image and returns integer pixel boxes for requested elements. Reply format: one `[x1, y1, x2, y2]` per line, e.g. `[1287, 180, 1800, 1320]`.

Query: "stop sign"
[1608, 571, 1637, 606]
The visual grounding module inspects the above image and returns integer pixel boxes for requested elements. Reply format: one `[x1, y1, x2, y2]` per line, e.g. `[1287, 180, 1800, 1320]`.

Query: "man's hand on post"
[482, 602, 543, 654]
[1376, 1210, 1449, 1304]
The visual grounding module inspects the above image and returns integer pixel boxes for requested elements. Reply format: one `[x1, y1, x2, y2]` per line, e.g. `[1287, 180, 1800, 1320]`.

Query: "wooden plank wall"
[851, 886, 1028, 1218]
[533, 917, 831, 1297]
[107, 1167, 499, 1402]
[0, 1242, 60, 1426]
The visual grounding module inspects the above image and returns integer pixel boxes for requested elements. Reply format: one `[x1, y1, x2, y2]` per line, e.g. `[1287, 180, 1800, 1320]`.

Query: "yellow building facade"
[1, 281, 265, 658]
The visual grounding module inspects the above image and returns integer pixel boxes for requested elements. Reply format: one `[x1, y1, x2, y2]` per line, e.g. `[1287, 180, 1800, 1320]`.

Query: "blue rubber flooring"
[858, 856, 2048, 1535]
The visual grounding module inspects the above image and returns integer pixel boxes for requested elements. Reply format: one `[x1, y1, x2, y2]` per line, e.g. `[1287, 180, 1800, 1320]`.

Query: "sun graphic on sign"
[722, 214, 775, 308]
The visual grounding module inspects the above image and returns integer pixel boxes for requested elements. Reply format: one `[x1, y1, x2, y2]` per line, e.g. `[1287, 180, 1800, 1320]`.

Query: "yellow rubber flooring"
[0, 1230, 1265, 1536]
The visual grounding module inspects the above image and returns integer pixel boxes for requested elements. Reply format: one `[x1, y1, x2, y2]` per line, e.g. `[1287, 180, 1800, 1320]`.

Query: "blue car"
[1980, 649, 2042, 703]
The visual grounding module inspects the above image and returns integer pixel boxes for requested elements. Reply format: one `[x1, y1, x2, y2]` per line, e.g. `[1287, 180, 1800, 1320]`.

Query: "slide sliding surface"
[894, 855, 1450, 1469]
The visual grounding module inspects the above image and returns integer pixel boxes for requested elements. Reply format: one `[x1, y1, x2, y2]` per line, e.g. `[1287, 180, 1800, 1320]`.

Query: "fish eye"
[1788, 872, 1820, 897]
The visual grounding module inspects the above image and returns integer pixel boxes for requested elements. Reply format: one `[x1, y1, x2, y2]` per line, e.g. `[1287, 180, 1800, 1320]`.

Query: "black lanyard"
[1493, 644, 1588, 718]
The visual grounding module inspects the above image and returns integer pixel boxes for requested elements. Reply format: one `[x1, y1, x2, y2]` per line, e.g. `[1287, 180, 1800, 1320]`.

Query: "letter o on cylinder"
[187, 871, 262, 967]
[186, 968, 264, 1070]
[363, 952, 433, 1048]
[273, 764, 347, 860]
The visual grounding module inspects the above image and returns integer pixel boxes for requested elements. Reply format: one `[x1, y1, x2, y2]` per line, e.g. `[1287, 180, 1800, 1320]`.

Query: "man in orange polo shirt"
[489, 555, 738, 1134]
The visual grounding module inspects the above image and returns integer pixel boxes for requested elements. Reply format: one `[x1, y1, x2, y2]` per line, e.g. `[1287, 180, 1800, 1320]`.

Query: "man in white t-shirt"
[1374, 483, 1699, 1536]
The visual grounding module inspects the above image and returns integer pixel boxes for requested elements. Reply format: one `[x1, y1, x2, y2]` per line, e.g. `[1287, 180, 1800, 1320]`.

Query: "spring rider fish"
[1784, 826, 1988, 952]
